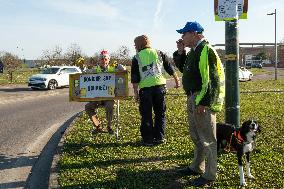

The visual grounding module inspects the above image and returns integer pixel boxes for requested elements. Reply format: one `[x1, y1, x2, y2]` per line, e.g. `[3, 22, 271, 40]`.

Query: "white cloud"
[153, 0, 163, 30]
[47, 0, 120, 19]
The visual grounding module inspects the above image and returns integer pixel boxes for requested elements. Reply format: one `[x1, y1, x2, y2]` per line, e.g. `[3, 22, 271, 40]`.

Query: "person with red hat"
[85, 50, 126, 135]
[131, 35, 180, 146]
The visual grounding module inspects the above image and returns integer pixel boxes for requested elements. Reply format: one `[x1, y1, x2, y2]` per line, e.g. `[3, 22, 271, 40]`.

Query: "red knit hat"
[100, 50, 110, 59]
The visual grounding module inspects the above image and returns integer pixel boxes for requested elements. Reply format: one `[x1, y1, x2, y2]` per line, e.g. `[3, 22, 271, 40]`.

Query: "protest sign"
[69, 71, 128, 101]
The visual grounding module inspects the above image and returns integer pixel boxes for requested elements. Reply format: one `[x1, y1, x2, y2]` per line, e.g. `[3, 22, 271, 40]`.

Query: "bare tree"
[40, 46, 66, 66]
[65, 43, 83, 66]
[112, 46, 131, 66]
[0, 51, 22, 82]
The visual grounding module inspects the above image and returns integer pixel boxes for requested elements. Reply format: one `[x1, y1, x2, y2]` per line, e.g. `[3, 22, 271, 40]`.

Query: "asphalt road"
[0, 87, 85, 189]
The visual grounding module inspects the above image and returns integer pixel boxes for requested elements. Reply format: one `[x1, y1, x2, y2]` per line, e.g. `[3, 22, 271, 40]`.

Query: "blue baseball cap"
[176, 21, 204, 34]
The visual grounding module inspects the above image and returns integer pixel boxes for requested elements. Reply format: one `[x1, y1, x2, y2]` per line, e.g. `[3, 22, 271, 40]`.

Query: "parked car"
[251, 62, 263, 68]
[28, 66, 81, 90]
[239, 67, 253, 81]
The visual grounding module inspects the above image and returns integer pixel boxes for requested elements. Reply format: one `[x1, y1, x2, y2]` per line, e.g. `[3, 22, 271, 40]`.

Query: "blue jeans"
[139, 85, 166, 143]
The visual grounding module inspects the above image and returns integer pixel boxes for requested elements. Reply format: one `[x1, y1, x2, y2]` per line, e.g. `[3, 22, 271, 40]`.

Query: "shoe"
[189, 176, 214, 187]
[141, 141, 153, 146]
[177, 167, 200, 176]
[92, 126, 103, 135]
[153, 138, 166, 144]
[108, 128, 114, 135]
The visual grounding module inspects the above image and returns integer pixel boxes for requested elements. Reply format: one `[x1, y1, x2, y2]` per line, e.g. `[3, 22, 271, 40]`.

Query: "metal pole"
[274, 9, 277, 80]
[267, 9, 278, 80]
[225, 20, 240, 128]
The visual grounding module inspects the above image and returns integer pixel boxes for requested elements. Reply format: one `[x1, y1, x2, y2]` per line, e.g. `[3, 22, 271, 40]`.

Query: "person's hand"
[197, 105, 206, 114]
[134, 92, 139, 103]
[176, 39, 185, 54]
[174, 80, 181, 88]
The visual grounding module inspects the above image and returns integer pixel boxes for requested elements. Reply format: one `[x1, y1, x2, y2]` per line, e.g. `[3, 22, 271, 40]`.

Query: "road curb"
[48, 111, 83, 189]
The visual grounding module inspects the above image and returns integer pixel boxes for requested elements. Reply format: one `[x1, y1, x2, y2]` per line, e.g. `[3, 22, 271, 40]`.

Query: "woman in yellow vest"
[85, 50, 125, 135]
[131, 35, 180, 146]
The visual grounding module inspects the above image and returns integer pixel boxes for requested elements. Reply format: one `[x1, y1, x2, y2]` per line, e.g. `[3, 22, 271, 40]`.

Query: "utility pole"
[225, 20, 240, 128]
[267, 9, 277, 80]
[214, 0, 248, 128]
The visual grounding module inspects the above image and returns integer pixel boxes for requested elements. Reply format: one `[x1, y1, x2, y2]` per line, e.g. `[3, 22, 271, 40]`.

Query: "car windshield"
[41, 68, 60, 74]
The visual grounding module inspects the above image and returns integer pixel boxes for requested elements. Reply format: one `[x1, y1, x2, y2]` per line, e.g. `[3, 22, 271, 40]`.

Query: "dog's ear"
[241, 120, 251, 128]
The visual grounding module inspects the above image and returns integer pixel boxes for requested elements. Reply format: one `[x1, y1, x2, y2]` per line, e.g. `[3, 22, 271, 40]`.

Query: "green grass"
[59, 78, 284, 188]
[0, 68, 40, 85]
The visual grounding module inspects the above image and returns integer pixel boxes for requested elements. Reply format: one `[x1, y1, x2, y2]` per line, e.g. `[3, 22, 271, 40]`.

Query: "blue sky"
[0, 0, 283, 59]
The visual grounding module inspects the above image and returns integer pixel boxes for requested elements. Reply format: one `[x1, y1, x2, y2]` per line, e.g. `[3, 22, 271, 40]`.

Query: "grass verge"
[59, 79, 284, 188]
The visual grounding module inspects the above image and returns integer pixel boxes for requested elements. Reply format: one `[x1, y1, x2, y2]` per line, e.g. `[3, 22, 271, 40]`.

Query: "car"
[28, 66, 81, 90]
[239, 67, 253, 81]
[251, 62, 263, 68]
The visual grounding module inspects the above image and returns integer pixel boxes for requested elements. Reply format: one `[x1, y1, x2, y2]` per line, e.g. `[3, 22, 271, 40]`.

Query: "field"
[59, 78, 284, 188]
[0, 68, 40, 85]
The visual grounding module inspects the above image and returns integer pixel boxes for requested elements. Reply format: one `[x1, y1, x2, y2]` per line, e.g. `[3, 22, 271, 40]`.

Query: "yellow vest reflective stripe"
[136, 48, 166, 88]
[200, 44, 225, 112]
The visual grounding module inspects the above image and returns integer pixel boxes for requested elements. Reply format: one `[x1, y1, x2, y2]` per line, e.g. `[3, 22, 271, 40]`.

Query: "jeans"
[139, 85, 166, 143]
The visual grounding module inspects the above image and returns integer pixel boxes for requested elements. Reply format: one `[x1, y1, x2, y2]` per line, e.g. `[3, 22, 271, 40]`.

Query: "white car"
[28, 66, 81, 90]
[239, 67, 253, 81]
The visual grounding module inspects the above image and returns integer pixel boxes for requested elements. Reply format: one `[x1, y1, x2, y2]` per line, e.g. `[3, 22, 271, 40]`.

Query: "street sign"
[214, 0, 248, 21]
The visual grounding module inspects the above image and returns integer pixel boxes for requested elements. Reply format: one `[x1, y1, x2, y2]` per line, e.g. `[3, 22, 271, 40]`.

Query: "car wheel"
[48, 79, 58, 90]
[248, 75, 252, 81]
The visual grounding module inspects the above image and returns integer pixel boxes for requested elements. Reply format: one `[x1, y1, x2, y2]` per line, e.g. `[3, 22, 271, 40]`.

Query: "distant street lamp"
[267, 9, 277, 80]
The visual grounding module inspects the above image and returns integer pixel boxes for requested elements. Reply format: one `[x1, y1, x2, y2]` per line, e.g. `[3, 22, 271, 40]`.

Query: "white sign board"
[245, 55, 253, 60]
[214, 0, 248, 21]
[79, 73, 115, 98]
[217, 0, 244, 20]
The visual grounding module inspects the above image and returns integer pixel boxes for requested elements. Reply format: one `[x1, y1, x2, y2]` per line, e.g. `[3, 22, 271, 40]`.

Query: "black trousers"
[139, 85, 166, 143]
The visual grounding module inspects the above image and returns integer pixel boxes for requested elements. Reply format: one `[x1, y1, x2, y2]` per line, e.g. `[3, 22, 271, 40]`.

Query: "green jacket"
[173, 40, 225, 112]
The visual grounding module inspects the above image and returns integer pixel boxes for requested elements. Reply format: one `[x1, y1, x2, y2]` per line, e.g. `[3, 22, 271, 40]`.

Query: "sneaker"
[189, 176, 214, 187]
[153, 138, 166, 144]
[92, 126, 103, 135]
[141, 141, 153, 146]
[107, 128, 114, 135]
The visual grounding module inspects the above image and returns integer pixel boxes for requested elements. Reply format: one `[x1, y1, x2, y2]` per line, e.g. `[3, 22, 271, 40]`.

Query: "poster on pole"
[214, 0, 248, 21]
[69, 71, 129, 101]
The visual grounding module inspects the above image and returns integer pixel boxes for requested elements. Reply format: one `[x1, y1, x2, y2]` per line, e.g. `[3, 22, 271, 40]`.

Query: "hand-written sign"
[80, 73, 115, 98]
[69, 71, 128, 101]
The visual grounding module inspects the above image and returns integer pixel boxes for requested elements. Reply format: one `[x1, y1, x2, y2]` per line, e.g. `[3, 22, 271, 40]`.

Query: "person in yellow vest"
[131, 35, 180, 146]
[173, 21, 225, 187]
[85, 50, 126, 135]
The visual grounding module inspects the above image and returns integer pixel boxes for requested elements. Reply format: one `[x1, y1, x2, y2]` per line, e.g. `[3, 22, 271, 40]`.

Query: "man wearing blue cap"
[173, 21, 225, 187]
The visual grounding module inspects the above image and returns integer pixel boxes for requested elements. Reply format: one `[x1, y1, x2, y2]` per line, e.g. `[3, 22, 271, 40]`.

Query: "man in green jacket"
[173, 21, 225, 187]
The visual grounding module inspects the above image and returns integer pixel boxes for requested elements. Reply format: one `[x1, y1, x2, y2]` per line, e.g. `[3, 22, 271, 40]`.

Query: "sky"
[0, 0, 283, 60]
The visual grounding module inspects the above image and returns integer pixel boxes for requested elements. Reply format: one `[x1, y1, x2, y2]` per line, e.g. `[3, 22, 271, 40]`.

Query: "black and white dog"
[217, 120, 261, 186]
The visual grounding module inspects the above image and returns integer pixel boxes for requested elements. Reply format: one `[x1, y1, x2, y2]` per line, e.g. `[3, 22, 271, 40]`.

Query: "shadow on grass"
[60, 151, 193, 170]
[61, 167, 195, 189]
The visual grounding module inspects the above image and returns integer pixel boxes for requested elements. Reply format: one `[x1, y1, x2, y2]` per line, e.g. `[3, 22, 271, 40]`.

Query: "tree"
[40, 46, 66, 66]
[0, 51, 22, 82]
[254, 52, 268, 60]
[65, 43, 83, 66]
[112, 46, 131, 66]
